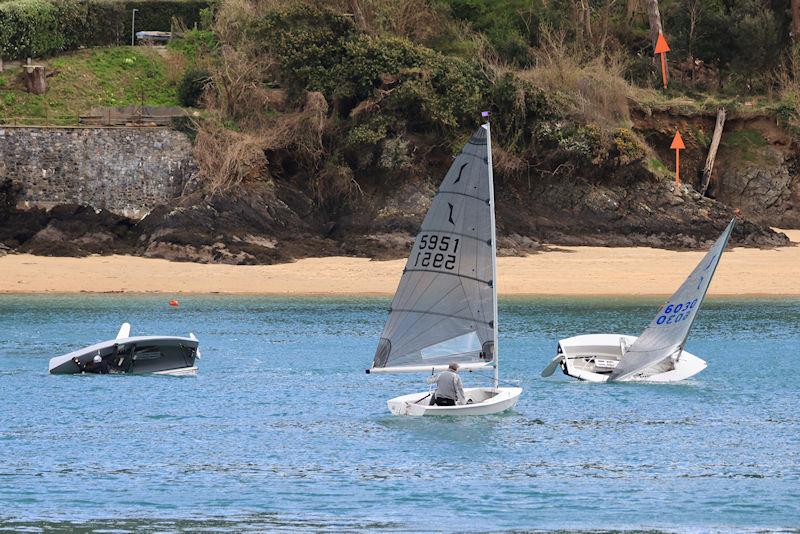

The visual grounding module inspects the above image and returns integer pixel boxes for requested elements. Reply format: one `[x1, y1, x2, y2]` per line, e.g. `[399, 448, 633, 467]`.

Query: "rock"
[715, 150, 798, 226]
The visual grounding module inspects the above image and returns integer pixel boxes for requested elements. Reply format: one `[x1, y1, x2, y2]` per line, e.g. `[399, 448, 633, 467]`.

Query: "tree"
[645, 0, 663, 46]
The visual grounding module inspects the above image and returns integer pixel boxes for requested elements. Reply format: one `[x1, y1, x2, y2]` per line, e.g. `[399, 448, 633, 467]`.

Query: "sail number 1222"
[413, 234, 460, 271]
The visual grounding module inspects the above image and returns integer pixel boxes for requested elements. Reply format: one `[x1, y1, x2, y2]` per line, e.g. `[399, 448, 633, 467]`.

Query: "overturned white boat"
[541, 219, 735, 383]
[49, 323, 200, 376]
[367, 119, 522, 415]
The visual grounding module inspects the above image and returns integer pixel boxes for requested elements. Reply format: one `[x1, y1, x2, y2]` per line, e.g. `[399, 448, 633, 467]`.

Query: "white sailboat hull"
[152, 366, 198, 376]
[387, 387, 522, 416]
[548, 334, 706, 383]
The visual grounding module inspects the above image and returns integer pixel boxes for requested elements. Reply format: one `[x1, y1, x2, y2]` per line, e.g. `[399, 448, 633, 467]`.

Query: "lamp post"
[131, 9, 139, 46]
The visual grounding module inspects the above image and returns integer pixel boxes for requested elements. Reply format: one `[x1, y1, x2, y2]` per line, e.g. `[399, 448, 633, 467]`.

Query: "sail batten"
[437, 190, 489, 202]
[609, 219, 735, 381]
[388, 308, 491, 324]
[402, 269, 492, 285]
[371, 124, 497, 371]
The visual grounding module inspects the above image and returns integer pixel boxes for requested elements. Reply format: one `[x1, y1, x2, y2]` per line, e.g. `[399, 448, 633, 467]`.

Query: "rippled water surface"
[0, 295, 798, 532]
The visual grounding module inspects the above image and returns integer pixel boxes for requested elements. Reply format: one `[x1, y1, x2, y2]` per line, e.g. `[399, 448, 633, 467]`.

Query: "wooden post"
[23, 65, 47, 95]
[0, 58, 4, 72]
[700, 107, 726, 197]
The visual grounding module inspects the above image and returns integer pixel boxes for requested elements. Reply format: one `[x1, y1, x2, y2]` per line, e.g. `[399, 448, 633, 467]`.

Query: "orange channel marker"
[655, 33, 670, 89]
[670, 130, 685, 188]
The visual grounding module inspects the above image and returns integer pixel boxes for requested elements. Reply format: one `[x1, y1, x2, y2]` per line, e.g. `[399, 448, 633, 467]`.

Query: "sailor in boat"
[72, 354, 110, 374]
[426, 362, 466, 406]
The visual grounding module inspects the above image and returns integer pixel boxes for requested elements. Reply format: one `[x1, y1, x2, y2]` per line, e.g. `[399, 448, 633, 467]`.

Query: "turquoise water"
[0, 295, 798, 532]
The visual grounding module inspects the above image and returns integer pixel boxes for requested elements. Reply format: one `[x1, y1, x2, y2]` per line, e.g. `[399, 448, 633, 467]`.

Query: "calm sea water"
[0, 295, 798, 533]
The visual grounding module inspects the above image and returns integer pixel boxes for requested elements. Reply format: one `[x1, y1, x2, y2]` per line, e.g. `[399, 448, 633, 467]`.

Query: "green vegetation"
[647, 156, 669, 174]
[445, 0, 792, 94]
[178, 67, 210, 107]
[1, 0, 796, 193]
[0, 47, 179, 123]
[167, 28, 218, 63]
[721, 129, 770, 162]
[0, 0, 209, 59]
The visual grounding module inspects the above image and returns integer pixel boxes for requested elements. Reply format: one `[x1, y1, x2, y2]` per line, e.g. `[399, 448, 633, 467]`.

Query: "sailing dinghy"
[49, 323, 200, 375]
[367, 119, 522, 416]
[541, 219, 735, 383]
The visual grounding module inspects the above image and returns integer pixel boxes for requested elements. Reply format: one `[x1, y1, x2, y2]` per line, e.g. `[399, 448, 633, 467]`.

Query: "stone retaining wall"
[0, 127, 195, 219]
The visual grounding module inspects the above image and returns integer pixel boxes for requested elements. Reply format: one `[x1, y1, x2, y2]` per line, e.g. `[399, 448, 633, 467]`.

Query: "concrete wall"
[0, 127, 195, 219]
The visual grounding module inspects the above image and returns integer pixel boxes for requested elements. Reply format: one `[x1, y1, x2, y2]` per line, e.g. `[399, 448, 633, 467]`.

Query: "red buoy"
[169, 299, 179, 307]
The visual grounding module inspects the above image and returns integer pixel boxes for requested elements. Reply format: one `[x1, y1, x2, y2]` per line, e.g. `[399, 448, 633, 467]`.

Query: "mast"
[675, 218, 735, 356]
[484, 115, 499, 389]
[608, 218, 735, 381]
[368, 122, 500, 376]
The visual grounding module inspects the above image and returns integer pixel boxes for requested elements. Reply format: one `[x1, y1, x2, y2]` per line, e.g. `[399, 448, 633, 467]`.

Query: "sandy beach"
[0, 230, 798, 296]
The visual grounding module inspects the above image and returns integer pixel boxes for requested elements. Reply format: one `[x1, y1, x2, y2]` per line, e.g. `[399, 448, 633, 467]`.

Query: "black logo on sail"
[453, 163, 468, 184]
[447, 203, 455, 225]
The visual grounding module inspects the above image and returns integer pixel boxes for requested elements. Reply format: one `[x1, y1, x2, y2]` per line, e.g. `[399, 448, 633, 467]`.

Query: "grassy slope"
[0, 46, 180, 124]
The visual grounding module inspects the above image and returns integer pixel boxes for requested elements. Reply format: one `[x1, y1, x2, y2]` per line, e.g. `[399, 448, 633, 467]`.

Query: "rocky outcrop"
[713, 122, 800, 227]
[137, 181, 338, 264]
[632, 111, 800, 229]
[0, 180, 139, 257]
[0, 116, 793, 264]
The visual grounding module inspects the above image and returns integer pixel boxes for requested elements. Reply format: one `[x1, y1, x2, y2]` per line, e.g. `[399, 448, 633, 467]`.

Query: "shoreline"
[1, 230, 798, 297]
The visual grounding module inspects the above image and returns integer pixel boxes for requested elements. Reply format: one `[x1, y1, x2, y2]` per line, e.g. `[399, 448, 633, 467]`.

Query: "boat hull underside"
[557, 334, 706, 383]
[49, 336, 199, 375]
[387, 387, 522, 416]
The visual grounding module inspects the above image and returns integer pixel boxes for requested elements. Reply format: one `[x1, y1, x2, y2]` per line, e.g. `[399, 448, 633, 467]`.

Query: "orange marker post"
[670, 131, 685, 188]
[655, 33, 670, 89]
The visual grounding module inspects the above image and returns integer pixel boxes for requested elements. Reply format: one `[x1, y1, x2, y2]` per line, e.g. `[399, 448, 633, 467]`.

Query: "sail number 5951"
[414, 234, 460, 271]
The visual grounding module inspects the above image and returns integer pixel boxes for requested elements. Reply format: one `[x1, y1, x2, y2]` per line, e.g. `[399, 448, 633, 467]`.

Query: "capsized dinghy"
[541, 219, 735, 383]
[48, 323, 200, 375]
[367, 118, 522, 415]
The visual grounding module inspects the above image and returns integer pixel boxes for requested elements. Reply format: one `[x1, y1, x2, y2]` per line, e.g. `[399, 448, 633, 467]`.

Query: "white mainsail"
[370, 124, 497, 374]
[608, 219, 735, 381]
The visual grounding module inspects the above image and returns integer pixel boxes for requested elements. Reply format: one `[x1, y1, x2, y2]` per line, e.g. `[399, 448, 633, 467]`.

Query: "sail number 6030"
[655, 298, 699, 325]
[414, 234, 460, 271]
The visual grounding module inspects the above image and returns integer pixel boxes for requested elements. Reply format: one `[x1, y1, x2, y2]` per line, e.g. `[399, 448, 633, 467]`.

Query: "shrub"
[254, 7, 484, 134]
[663, 0, 787, 91]
[178, 67, 210, 107]
[446, 0, 546, 66]
[518, 29, 631, 125]
[487, 72, 555, 153]
[0, 0, 65, 59]
[612, 128, 645, 165]
[83, 2, 125, 46]
[0, 0, 210, 60]
[253, 7, 357, 99]
[378, 136, 412, 170]
[168, 28, 218, 64]
[346, 114, 391, 146]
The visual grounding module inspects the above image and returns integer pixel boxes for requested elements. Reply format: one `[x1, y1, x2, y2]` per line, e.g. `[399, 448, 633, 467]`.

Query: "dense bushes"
[178, 67, 210, 106]
[662, 0, 788, 90]
[0, 0, 210, 60]
[0, 0, 63, 59]
[445, 0, 793, 93]
[253, 7, 485, 134]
